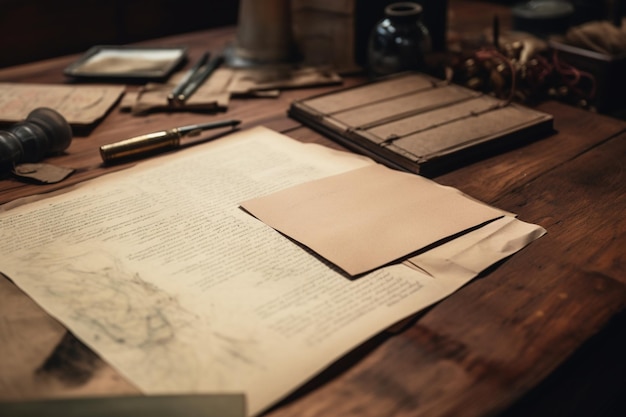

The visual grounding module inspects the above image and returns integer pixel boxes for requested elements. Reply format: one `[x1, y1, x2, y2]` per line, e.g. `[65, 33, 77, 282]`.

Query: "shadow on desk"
[501, 310, 626, 417]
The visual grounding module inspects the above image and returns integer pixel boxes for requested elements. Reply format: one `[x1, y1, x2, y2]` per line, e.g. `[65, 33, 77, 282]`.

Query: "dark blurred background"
[0, 0, 239, 68]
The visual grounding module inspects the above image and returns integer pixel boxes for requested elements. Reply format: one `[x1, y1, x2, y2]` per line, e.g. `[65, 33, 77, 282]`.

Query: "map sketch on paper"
[10, 246, 266, 390]
[0, 127, 544, 416]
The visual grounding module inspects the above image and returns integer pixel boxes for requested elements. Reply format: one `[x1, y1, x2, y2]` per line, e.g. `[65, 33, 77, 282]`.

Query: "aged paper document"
[241, 163, 506, 275]
[0, 83, 125, 125]
[0, 127, 544, 416]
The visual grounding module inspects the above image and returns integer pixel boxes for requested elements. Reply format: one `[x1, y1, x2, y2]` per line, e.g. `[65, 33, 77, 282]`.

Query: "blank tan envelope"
[241, 164, 506, 276]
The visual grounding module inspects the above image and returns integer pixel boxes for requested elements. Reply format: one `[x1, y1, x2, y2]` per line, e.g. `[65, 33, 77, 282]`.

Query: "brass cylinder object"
[100, 130, 181, 163]
[99, 120, 240, 164]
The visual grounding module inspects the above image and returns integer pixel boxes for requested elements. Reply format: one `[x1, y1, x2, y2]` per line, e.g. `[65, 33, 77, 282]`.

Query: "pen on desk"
[167, 51, 210, 105]
[176, 54, 225, 103]
[99, 119, 241, 164]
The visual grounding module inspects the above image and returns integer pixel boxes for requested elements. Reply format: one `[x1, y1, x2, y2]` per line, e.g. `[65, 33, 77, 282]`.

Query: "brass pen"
[100, 119, 241, 164]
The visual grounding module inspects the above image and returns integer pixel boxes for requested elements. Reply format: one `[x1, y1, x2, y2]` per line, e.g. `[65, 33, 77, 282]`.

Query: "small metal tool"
[167, 51, 210, 105]
[99, 119, 240, 164]
[175, 54, 225, 104]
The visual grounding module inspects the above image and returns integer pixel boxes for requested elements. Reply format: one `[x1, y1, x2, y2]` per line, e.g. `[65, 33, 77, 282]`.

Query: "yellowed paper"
[123, 68, 233, 114]
[124, 66, 340, 114]
[0, 126, 544, 416]
[226, 66, 342, 95]
[404, 215, 546, 283]
[0, 83, 125, 125]
[241, 163, 506, 275]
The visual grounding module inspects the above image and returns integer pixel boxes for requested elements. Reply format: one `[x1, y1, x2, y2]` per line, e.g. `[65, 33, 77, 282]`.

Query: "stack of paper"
[0, 127, 544, 416]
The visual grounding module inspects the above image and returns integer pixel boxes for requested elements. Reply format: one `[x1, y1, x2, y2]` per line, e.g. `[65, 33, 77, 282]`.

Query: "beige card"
[0, 83, 125, 126]
[241, 164, 506, 276]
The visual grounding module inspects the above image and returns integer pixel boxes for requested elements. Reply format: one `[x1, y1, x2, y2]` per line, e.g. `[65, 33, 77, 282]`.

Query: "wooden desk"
[1, 1, 625, 416]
